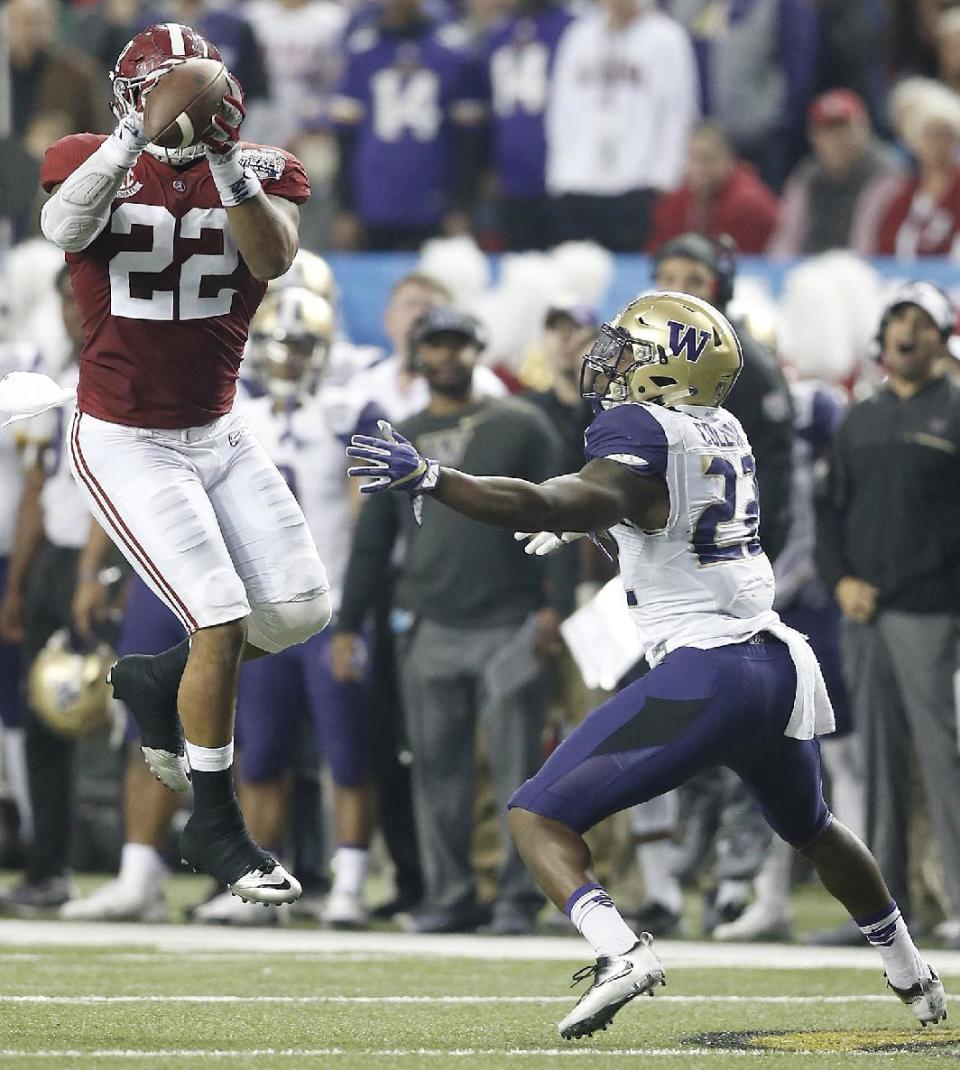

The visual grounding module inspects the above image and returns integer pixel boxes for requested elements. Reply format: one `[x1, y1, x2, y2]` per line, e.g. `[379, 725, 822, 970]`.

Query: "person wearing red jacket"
[645, 121, 779, 254]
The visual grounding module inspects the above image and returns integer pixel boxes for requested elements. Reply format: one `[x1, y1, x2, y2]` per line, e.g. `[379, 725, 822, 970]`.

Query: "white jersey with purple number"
[238, 387, 384, 608]
[585, 401, 779, 663]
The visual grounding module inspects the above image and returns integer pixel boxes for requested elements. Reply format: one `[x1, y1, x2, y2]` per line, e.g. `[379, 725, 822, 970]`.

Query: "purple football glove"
[347, 420, 440, 495]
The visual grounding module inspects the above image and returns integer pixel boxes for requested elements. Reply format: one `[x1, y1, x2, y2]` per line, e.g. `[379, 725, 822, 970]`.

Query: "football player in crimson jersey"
[37, 23, 333, 904]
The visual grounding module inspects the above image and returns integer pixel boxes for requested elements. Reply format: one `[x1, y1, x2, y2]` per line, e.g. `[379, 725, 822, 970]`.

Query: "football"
[142, 57, 229, 150]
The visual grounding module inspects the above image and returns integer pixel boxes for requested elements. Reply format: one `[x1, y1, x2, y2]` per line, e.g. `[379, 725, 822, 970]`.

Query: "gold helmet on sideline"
[248, 286, 336, 401]
[269, 249, 336, 302]
[28, 630, 114, 738]
[580, 291, 743, 409]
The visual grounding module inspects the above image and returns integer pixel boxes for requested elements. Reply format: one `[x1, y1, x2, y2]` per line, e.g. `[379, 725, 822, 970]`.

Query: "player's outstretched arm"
[433, 463, 655, 532]
[346, 421, 667, 533]
[203, 77, 298, 280]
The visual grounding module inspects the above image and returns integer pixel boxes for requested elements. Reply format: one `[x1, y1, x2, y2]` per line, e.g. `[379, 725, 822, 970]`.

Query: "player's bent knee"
[198, 568, 250, 630]
[246, 589, 332, 654]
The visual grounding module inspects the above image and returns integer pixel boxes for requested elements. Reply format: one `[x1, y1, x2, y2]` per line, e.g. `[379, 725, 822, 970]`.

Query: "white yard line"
[0, 993, 902, 1004]
[0, 1048, 920, 1059]
[2, 920, 960, 973]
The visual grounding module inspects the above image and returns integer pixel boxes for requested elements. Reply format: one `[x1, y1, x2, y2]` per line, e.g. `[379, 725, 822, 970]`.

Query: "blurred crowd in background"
[5, 0, 960, 257]
[0, 0, 958, 945]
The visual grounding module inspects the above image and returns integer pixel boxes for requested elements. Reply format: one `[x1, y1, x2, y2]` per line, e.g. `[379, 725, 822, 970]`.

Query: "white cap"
[881, 281, 955, 336]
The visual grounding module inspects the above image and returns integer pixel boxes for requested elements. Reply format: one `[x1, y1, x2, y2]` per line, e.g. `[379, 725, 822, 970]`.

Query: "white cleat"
[888, 965, 947, 1026]
[712, 901, 793, 942]
[230, 860, 302, 906]
[141, 746, 191, 794]
[320, 888, 369, 929]
[558, 932, 666, 1040]
[60, 878, 168, 922]
[193, 889, 280, 926]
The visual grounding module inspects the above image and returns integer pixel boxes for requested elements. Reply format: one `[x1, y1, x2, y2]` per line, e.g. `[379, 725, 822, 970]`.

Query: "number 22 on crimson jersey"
[109, 203, 238, 321]
[39, 132, 310, 428]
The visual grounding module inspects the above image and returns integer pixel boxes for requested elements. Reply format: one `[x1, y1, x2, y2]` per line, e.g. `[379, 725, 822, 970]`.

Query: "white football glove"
[513, 530, 586, 556]
[104, 112, 149, 170]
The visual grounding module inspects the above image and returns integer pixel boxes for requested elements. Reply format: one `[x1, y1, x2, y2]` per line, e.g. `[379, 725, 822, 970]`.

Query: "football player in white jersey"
[213, 286, 380, 926]
[346, 291, 946, 1038]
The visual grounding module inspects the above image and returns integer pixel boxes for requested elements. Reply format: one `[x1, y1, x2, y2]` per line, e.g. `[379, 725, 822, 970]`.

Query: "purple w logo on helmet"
[667, 320, 711, 363]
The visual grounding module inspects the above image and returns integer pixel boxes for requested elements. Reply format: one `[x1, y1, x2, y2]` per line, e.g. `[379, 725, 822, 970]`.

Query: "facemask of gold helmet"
[247, 287, 335, 402]
[580, 291, 743, 410]
[28, 630, 115, 738]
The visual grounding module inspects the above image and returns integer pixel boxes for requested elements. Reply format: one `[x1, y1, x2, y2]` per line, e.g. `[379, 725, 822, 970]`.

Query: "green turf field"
[1, 875, 958, 1069]
[3, 948, 959, 1069]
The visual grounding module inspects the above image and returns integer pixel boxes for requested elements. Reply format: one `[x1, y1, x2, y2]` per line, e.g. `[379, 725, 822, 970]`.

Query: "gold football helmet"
[28, 630, 114, 738]
[580, 291, 743, 409]
[269, 249, 336, 302]
[248, 286, 335, 400]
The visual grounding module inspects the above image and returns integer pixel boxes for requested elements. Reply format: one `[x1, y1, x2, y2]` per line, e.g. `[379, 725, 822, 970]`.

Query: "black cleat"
[109, 654, 189, 792]
[180, 802, 301, 905]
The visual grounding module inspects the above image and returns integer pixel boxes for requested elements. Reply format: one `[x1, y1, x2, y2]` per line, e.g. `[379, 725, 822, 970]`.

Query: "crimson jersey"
[41, 135, 310, 429]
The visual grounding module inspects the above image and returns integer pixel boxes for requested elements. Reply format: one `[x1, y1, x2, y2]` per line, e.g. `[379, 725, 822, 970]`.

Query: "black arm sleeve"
[814, 421, 853, 594]
[336, 492, 400, 632]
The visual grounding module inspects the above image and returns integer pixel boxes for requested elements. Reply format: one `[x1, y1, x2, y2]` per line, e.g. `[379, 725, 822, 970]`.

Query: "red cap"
[808, 89, 866, 128]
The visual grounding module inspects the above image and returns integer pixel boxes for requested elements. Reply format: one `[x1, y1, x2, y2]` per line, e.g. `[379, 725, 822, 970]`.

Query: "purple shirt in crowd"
[479, 5, 573, 199]
[332, 21, 484, 227]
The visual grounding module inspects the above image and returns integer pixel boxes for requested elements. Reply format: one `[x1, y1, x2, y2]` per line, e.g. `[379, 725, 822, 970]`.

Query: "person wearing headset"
[815, 281, 960, 946]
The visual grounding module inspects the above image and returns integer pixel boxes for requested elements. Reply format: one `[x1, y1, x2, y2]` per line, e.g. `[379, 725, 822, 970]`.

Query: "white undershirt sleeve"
[40, 117, 146, 253]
